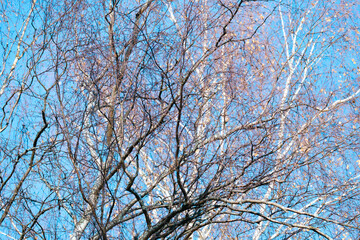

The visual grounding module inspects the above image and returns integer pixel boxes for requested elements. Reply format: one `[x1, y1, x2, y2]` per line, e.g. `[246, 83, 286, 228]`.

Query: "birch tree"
[1, 0, 360, 239]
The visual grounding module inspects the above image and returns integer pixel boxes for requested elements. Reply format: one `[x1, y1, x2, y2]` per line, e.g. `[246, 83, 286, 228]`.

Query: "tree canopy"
[0, 0, 360, 239]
